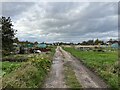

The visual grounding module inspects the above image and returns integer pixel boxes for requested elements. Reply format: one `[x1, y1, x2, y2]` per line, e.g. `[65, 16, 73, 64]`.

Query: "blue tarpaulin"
[37, 44, 47, 48]
[111, 43, 120, 48]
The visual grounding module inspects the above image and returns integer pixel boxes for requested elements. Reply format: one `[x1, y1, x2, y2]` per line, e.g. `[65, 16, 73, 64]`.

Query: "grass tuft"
[64, 61, 82, 88]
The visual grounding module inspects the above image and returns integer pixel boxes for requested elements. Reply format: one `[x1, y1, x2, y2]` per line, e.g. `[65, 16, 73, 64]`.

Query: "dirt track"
[43, 46, 108, 88]
[43, 46, 66, 88]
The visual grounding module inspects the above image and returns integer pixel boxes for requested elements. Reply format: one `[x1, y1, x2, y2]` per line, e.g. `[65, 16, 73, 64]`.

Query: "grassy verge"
[64, 61, 82, 88]
[0, 62, 21, 76]
[2, 57, 51, 88]
[63, 47, 118, 89]
[1, 54, 31, 76]
[1, 46, 56, 88]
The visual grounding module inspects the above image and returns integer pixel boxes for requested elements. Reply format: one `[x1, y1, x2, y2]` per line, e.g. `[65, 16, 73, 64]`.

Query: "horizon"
[15, 38, 118, 44]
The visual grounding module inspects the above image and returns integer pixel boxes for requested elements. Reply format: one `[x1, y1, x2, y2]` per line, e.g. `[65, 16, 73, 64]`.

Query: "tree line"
[1, 16, 118, 55]
[79, 39, 105, 45]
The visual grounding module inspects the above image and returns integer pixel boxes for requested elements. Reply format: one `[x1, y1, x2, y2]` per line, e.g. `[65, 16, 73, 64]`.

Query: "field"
[1, 46, 56, 88]
[63, 47, 118, 88]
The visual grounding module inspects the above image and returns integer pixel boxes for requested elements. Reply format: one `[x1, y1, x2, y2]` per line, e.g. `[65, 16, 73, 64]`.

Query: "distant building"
[37, 43, 47, 48]
[75, 45, 99, 48]
[27, 44, 34, 48]
[111, 43, 120, 49]
[107, 40, 119, 45]
[75, 45, 100, 51]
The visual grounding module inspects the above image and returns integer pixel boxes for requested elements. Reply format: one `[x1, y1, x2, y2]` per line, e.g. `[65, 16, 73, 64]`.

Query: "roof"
[111, 43, 120, 48]
[27, 44, 34, 48]
[37, 44, 47, 48]
[13, 43, 17, 46]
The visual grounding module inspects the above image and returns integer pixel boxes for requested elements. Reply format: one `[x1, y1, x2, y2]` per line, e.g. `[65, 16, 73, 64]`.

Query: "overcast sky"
[1, 2, 118, 43]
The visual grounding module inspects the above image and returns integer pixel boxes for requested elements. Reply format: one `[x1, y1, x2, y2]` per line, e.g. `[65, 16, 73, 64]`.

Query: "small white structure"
[34, 50, 41, 53]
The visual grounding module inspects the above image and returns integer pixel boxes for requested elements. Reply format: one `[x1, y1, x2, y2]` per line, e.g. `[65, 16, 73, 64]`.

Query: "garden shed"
[27, 44, 33, 48]
[37, 43, 47, 48]
[111, 43, 120, 48]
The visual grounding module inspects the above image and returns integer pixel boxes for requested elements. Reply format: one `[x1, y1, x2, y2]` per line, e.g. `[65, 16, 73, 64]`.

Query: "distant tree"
[26, 40, 29, 44]
[87, 40, 94, 45]
[70, 42, 74, 45]
[81, 41, 87, 45]
[107, 38, 113, 44]
[94, 39, 105, 45]
[34, 41, 38, 45]
[109, 38, 113, 42]
[0, 17, 17, 54]
[19, 46, 25, 54]
[94, 39, 99, 45]
[100, 41, 105, 45]
[59, 42, 64, 45]
[14, 37, 19, 43]
[77, 43, 81, 45]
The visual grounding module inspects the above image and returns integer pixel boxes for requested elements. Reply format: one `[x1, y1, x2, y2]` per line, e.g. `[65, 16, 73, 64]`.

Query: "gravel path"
[43, 46, 108, 88]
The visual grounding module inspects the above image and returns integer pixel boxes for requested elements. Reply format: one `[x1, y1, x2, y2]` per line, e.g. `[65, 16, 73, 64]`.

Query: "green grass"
[1, 46, 56, 88]
[64, 62, 82, 88]
[0, 62, 21, 76]
[63, 47, 118, 89]
[1, 54, 32, 76]
[2, 57, 52, 88]
[48, 45, 56, 56]
[1, 46, 56, 76]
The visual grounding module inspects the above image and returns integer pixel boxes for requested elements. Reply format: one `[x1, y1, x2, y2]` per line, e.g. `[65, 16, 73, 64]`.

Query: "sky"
[1, 2, 118, 43]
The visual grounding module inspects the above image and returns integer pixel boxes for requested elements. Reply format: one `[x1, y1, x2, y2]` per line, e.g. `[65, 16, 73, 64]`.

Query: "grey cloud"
[2, 2, 34, 18]
[3, 2, 118, 43]
[39, 2, 117, 35]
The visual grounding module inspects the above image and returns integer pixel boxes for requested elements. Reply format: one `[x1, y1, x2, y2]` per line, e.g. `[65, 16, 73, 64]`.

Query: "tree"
[107, 38, 113, 45]
[14, 37, 19, 43]
[94, 39, 99, 45]
[87, 40, 94, 45]
[34, 41, 38, 45]
[94, 39, 105, 45]
[81, 41, 87, 45]
[0, 17, 17, 54]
